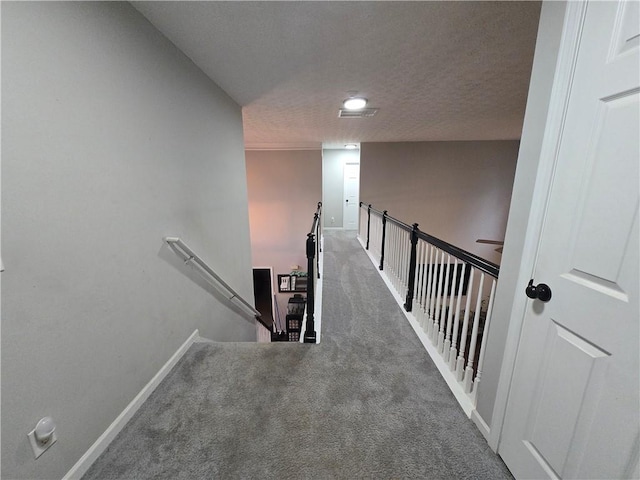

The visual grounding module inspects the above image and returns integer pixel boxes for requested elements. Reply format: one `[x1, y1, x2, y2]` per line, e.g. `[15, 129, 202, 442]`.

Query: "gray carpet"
[83, 230, 513, 479]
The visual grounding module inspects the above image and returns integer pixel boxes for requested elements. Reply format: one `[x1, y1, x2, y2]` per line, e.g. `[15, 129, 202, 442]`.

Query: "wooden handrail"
[359, 202, 499, 278]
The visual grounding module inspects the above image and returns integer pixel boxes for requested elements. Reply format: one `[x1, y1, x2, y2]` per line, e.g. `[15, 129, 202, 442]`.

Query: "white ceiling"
[132, 1, 542, 150]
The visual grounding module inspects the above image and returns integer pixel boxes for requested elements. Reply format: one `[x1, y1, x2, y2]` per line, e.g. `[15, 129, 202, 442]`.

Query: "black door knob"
[526, 279, 552, 302]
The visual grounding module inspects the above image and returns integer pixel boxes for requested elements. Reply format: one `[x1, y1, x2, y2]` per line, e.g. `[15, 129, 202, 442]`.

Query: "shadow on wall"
[158, 242, 254, 325]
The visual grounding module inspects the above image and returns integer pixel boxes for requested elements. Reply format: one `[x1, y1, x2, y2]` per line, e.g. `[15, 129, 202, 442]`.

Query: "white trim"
[471, 409, 491, 443]
[357, 236, 475, 416]
[488, 1, 588, 453]
[62, 329, 201, 479]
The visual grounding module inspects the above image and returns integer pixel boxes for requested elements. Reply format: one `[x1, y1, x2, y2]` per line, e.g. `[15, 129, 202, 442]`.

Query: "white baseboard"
[62, 329, 201, 479]
[471, 409, 492, 447]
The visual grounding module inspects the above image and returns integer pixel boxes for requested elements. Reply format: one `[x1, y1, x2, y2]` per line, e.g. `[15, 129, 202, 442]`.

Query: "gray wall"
[360, 141, 519, 265]
[245, 149, 322, 323]
[2, 3, 255, 479]
[475, 1, 567, 429]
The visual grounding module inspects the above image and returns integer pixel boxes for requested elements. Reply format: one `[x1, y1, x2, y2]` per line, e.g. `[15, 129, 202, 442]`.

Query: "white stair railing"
[357, 203, 500, 414]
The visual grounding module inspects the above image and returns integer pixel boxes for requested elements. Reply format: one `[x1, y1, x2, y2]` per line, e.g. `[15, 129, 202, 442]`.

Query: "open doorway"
[322, 145, 360, 229]
[252, 268, 276, 331]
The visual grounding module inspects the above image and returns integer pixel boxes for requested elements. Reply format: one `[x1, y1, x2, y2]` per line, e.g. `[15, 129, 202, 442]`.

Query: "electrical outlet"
[331, 217, 335, 224]
[28, 428, 57, 459]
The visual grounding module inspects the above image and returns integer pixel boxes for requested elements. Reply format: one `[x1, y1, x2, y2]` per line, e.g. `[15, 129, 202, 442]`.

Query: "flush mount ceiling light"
[342, 97, 368, 110]
[345, 144, 358, 150]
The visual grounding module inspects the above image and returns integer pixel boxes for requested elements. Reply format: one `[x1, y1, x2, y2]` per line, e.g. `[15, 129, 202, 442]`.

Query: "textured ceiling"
[133, 1, 542, 150]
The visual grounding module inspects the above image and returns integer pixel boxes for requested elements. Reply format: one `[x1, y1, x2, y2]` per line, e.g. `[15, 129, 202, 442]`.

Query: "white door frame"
[489, 1, 587, 452]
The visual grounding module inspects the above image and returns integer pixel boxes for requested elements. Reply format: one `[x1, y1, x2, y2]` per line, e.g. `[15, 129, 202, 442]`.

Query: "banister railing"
[357, 202, 500, 410]
[164, 237, 271, 331]
[303, 202, 322, 343]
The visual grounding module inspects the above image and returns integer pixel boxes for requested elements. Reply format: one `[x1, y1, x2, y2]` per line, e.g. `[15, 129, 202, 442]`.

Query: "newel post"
[379, 210, 388, 270]
[404, 223, 419, 312]
[303, 233, 317, 343]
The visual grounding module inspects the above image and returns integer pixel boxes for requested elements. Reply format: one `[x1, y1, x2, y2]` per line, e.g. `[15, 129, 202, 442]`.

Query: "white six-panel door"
[499, 1, 639, 479]
[343, 162, 360, 230]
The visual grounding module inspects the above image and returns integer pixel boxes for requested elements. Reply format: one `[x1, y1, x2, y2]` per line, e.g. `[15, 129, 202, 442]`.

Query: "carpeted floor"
[83, 230, 513, 479]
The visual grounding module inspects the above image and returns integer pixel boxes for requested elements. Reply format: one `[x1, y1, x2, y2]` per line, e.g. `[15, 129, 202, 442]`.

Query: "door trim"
[490, 1, 589, 452]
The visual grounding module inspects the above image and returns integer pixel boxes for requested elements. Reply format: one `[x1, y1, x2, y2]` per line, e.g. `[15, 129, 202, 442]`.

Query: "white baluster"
[399, 229, 404, 293]
[369, 214, 375, 257]
[422, 243, 431, 329]
[387, 224, 393, 282]
[366, 213, 372, 253]
[383, 220, 389, 266]
[399, 229, 405, 293]
[377, 218, 380, 257]
[378, 216, 382, 256]
[472, 277, 497, 403]
[449, 263, 466, 371]
[463, 272, 485, 393]
[414, 240, 425, 322]
[395, 227, 402, 293]
[389, 224, 396, 289]
[437, 256, 451, 354]
[396, 228, 401, 291]
[420, 241, 429, 326]
[413, 240, 420, 308]
[431, 250, 446, 345]
[375, 215, 380, 257]
[456, 268, 475, 381]
[376, 215, 381, 257]
[423, 245, 434, 332]
[443, 259, 459, 363]
[405, 231, 411, 291]
[393, 226, 399, 289]
[403, 230, 410, 291]
[397, 227, 403, 294]
[378, 218, 383, 256]
[388, 224, 394, 284]
[427, 249, 439, 338]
